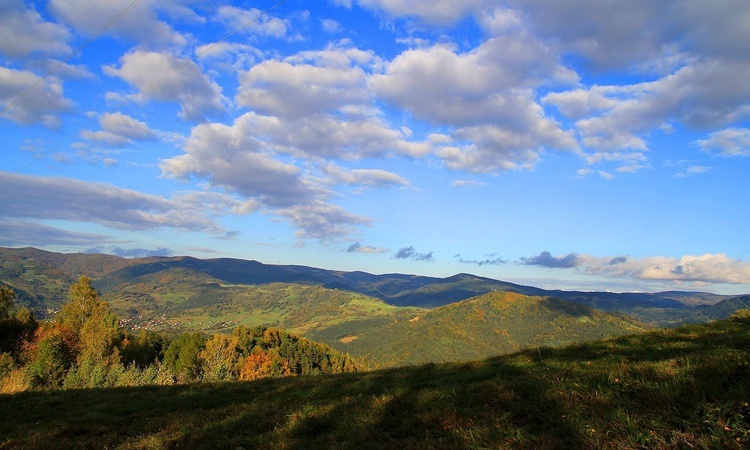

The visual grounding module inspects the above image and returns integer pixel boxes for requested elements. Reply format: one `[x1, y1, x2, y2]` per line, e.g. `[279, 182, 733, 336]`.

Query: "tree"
[59, 276, 104, 333]
[239, 347, 272, 381]
[58, 276, 120, 363]
[120, 330, 166, 369]
[199, 334, 241, 382]
[163, 332, 206, 382]
[0, 287, 15, 320]
[53, 276, 122, 388]
[22, 324, 77, 389]
[0, 287, 37, 356]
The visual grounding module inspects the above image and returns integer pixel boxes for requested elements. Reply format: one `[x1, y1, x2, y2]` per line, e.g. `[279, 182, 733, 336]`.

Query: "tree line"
[0, 276, 357, 393]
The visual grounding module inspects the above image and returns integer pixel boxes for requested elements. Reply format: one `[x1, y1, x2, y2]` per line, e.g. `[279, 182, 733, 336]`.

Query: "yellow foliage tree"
[199, 334, 241, 382]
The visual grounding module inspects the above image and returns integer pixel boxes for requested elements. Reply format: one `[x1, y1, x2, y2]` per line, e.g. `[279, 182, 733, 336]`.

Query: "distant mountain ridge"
[0, 247, 744, 327]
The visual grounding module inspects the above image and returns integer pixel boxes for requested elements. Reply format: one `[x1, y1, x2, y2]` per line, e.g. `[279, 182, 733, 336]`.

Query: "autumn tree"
[239, 346, 272, 381]
[56, 276, 122, 388]
[199, 333, 241, 382]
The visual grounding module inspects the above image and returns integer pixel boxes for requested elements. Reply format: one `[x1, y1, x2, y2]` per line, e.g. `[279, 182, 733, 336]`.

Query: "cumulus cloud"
[104, 50, 225, 122]
[0, 0, 71, 57]
[521, 251, 581, 269]
[372, 35, 578, 173]
[697, 128, 750, 157]
[0, 172, 247, 239]
[49, 0, 186, 48]
[80, 112, 158, 145]
[507, 0, 750, 71]
[234, 45, 426, 160]
[346, 242, 389, 254]
[160, 115, 318, 207]
[215, 5, 288, 38]
[520, 251, 750, 286]
[237, 54, 370, 119]
[160, 115, 381, 240]
[357, 0, 750, 174]
[83, 246, 172, 258]
[581, 253, 750, 286]
[0, 66, 73, 127]
[394, 246, 434, 262]
[543, 61, 750, 168]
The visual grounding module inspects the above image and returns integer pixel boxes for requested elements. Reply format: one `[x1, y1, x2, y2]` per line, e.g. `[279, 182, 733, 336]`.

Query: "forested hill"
[309, 291, 650, 367]
[0, 247, 744, 326]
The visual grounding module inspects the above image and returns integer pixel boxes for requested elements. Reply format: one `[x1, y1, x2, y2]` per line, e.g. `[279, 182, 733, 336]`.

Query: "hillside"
[113, 280, 426, 335]
[2, 315, 748, 449]
[2, 248, 742, 321]
[309, 292, 649, 367]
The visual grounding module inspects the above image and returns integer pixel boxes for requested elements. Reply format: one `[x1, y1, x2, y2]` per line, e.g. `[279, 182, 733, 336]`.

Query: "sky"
[1, 0, 750, 295]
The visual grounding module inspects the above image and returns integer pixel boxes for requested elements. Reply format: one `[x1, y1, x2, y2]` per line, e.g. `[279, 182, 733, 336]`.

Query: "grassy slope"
[2, 317, 748, 449]
[107, 278, 425, 335]
[311, 292, 649, 368]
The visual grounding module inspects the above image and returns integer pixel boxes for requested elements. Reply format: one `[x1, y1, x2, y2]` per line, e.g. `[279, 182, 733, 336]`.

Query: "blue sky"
[1, 0, 749, 294]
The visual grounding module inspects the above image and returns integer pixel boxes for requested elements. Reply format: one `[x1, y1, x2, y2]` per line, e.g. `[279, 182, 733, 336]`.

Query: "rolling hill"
[309, 291, 650, 367]
[1, 247, 745, 330]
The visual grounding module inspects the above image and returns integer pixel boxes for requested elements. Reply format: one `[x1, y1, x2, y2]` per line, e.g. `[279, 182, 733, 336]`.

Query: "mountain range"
[3, 246, 750, 367]
[3, 247, 746, 324]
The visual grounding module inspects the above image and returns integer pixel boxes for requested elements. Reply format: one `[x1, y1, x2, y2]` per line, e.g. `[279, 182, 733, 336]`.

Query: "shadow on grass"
[1, 359, 587, 449]
[2, 318, 748, 449]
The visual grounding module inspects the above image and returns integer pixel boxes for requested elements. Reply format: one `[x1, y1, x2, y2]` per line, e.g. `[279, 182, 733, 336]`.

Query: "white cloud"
[0, 0, 71, 58]
[160, 110, 415, 240]
[697, 128, 750, 157]
[276, 201, 371, 240]
[451, 179, 487, 189]
[506, 0, 750, 71]
[321, 19, 343, 33]
[372, 36, 578, 173]
[215, 5, 287, 38]
[104, 50, 225, 122]
[356, 0, 489, 25]
[49, 0, 186, 48]
[161, 116, 314, 207]
[525, 251, 750, 286]
[0, 219, 119, 247]
[0, 66, 73, 127]
[80, 112, 157, 145]
[321, 163, 409, 188]
[237, 59, 370, 119]
[580, 254, 750, 286]
[235, 45, 424, 160]
[347, 242, 389, 254]
[675, 165, 710, 178]
[544, 60, 750, 167]
[0, 172, 246, 237]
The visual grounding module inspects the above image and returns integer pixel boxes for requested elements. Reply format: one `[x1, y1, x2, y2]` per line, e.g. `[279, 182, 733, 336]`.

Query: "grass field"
[2, 316, 748, 449]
